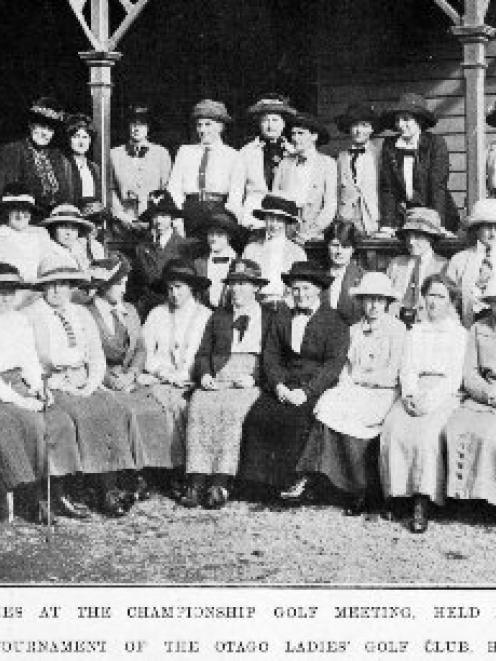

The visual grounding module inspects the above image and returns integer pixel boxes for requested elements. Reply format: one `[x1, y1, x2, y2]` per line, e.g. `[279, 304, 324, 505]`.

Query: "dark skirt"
[108, 387, 184, 469]
[53, 390, 135, 474]
[239, 393, 314, 489]
[297, 422, 380, 496]
[0, 404, 39, 492]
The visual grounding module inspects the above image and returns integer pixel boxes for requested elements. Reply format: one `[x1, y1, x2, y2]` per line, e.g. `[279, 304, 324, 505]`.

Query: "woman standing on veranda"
[380, 274, 466, 533]
[65, 113, 101, 207]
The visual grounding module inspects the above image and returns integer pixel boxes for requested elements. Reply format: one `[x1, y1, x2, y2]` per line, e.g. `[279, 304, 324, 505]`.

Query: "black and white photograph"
[1, 0, 496, 594]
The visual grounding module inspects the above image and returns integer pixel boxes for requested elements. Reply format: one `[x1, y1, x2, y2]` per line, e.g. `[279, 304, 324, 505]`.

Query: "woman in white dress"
[380, 273, 466, 532]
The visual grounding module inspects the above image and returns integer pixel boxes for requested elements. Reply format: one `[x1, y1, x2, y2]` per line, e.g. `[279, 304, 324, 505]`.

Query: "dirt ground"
[0, 493, 495, 584]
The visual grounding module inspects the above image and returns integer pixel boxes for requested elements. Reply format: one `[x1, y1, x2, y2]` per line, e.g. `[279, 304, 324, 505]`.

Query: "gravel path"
[0, 495, 494, 584]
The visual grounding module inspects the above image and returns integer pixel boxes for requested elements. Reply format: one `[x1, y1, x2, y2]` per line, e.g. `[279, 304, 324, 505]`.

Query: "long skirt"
[141, 384, 191, 468]
[380, 395, 459, 506]
[53, 390, 135, 474]
[239, 393, 314, 489]
[186, 386, 260, 475]
[108, 386, 184, 469]
[446, 399, 496, 504]
[297, 422, 380, 496]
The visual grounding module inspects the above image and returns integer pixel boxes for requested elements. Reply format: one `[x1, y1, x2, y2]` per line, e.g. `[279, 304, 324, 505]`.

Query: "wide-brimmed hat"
[396, 207, 443, 240]
[466, 198, 496, 228]
[65, 112, 95, 137]
[287, 111, 330, 145]
[479, 278, 496, 302]
[79, 199, 110, 224]
[223, 258, 269, 286]
[281, 260, 332, 289]
[35, 253, 90, 286]
[381, 93, 437, 130]
[127, 104, 151, 125]
[253, 194, 299, 223]
[91, 253, 131, 290]
[154, 258, 211, 292]
[0, 183, 40, 215]
[28, 96, 64, 128]
[247, 93, 296, 120]
[0, 263, 30, 289]
[191, 99, 232, 124]
[334, 102, 380, 134]
[41, 204, 95, 233]
[188, 208, 244, 241]
[349, 271, 399, 301]
[139, 190, 183, 223]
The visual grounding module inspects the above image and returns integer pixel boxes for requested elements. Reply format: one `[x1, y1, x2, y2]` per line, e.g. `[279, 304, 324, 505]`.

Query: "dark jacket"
[194, 253, 237, 310]
[379, 131, 460, 231]
[0, 139, 73, 212]
[127, 232, 189, 320]
[322, 260, 363, 326]
[195, 306, 273, 383]
[68, 156, 101, 205]
[262, 302, 349, 401]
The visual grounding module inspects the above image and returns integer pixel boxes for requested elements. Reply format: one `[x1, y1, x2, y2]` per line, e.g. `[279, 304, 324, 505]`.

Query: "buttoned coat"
[323, 260, 364, 326]
[67, 156, 101, 206]
[273, 151, 337, 236]
[379, 131, 459, 231]
[194, 252, 237, 310]
[337, 143, 379, 234]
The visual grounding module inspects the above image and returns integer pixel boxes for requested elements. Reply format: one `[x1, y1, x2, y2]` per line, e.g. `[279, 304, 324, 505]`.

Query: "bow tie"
[232, 314, 250, 340]
[293, 307, 313, 317]
[126, 143, 149, 158]
[212, 256, 230, 264]
[349, 146, 366, 155]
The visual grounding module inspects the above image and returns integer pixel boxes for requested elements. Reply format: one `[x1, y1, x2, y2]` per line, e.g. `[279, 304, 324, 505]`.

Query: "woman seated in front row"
[445, 278, 496, 508]
[284, 272, 406, 515]
[139, 259, 212, 494]
[380, 274, 466, 533]
[24, 254, 137, 517]
[182, 259, 272, 509]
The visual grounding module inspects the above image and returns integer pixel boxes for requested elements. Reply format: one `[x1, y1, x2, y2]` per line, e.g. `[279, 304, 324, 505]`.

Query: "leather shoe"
[133, 475, 151, 502]
[102, 491, 127, 518]
[204, 486, 229, 510]
[280, 477, 312, 502]
[344, 495, 366, 517]
[410, 496, 429, 533]
[180, 485, 203, 508]
[56, 495, 91, 519]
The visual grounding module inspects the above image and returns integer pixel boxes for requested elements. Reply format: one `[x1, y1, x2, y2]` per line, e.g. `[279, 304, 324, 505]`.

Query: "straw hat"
[396, 207, 443, 240]
[28, 96, 64, 128]
[41, 205, 95, 233]
[253, 194, 299, 223]
[349, 272, 399, 300]
[0, 183, 39, 215]
[191, 99, 232, 124]
[247, 93, 296, 119]
[281, 261, 332, 289]
[223, 259, 269, 286]
[36, 254, 90, 286]
[465, 198, 496, 228]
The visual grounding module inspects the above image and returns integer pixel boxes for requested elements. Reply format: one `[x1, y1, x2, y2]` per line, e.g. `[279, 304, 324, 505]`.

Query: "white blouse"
[0, 312, 43, 404]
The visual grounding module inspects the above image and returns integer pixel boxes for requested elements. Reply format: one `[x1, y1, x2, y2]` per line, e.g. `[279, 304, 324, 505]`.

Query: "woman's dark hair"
[421, 272, 460, 304]
[323, 219, 357, 248]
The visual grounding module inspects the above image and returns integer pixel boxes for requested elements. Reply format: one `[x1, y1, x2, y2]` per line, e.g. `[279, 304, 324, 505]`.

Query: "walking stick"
[42, 374, 53, 544]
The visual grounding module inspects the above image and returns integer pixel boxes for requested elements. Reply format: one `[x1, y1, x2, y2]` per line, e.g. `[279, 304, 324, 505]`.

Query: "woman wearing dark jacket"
[323, 220, 363, 325]
[182, 259, 272, 509]
[379, 93, 459, 232]
[65, 113, 101, 206]
[0, 97, 72, 213]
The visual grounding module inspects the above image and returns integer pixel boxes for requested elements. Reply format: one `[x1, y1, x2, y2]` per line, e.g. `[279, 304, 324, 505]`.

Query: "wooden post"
[79, 50, 122, 207]
[452, 2, 495, 212]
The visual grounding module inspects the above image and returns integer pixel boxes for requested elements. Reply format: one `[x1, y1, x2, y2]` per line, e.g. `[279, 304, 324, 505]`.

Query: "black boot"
[410, 495, 429, 533]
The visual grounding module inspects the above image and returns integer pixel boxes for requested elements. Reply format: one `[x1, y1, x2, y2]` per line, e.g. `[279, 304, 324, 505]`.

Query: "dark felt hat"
[79, 199, 110, 224]
[28, 96, 64, 128]
[154, 258, 211, 292]
[139, 190, 183, 223]
[287, 111, 330, 145]
[65, 112, 95, 137]
[334, 102, 380, 134]
[281, 260, 332, 289]
[188, 208, 245, 241]
[247, 93, 296, 120]
[0, 263, 30, 289]
[0, 183, 40, 216]
[381, 93, 437, 130]
[253, 194, 299, 223]
[223, 258, 269, 286]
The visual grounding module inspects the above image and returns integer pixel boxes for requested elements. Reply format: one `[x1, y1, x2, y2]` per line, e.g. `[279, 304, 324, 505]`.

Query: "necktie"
[403, 256, 421, 310]
[349, 147, 366, 182]
[54, 310, 77, 348]
[198, 147, 211, 191]
[232, 314, 250, 340]
[476, 246, 493, 292]
[262, 139, 284, 188]
[296, 154, 307, 166]
[212, 256, 230, 264]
